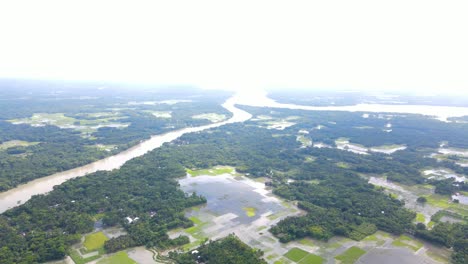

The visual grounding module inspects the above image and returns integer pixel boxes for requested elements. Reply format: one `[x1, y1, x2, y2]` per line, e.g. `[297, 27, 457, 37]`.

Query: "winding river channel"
[0, 97, 251, 213]
[2, 92, 468, 213]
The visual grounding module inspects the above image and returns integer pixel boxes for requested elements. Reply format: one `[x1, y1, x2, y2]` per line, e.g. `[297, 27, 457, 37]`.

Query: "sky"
[0, 0, 467, 94]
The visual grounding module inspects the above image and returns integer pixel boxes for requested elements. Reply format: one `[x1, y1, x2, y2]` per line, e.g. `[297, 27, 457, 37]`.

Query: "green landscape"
[0, 82, 466, 264]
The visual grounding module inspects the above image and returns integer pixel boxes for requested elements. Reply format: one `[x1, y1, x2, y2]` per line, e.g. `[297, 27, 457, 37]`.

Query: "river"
[0, 97, 252, 213]
[233, 90, 468, 121]
[2, 91, 468, 213]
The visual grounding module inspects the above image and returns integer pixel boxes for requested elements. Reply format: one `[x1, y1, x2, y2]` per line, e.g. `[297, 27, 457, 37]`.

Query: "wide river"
[2, 92, 468, 213]
[0, 97, 251, 213]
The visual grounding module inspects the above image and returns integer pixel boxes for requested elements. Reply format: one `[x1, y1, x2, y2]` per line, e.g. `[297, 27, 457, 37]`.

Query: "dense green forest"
[0, 151, 205, 263]
[1, 118, 466, 263]
[169, 235, 267, 264]
[0, 87, 467, 263]
[0, 80, 232, 191]
[241, 105, 468, 148]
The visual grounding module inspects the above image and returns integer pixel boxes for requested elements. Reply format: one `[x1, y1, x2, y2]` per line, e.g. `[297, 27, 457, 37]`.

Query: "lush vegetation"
[415, 222, 467, 263]
[334, 246, 366, 264]
[0, 80, 232, 191]
[97, 251, 136, 264]
[283, 247, 309, 262]
[169, 234, 267, 264]
[0, 88, 467, 263]
[0, 151, 205, 263]
[84, 232, 109, 251]
[242, 105, 468, 149]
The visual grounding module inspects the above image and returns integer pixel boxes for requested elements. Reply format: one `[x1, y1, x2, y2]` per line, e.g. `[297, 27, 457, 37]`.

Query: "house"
[126, 216, 140, 224]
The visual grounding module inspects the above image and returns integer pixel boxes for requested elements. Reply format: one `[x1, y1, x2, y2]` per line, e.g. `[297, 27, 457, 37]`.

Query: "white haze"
[0, 0, 467, 95]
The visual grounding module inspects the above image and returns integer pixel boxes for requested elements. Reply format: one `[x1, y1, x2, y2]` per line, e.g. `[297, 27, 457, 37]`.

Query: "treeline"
[0, 85, 232, 191]
[241, 105, 468, 148]
[169, 234, 267, 264]
[0, 107, 466, 262]
[415, 222, 467, 264]
[0, 152, 205, 263]
[270, 179, 415, 242]
[0, 121, 112, 191]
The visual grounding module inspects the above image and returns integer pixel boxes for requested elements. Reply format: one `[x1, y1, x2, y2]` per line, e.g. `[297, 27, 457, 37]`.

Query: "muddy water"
[0, 97, 252, 213]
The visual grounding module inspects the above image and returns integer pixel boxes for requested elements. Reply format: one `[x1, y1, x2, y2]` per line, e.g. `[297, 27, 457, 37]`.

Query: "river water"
[0, 97, 251, 213]
[2, 91, 468, 213]
[233, 90, 468, 121]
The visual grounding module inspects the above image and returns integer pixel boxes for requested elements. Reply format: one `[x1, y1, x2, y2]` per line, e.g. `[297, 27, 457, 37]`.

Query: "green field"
[243, 207, 257, 217]
[336, 162, 350, 168]
[415, 213, 425, 223]
[0, 140, 39, 150]
[299, 254, 323, 264]
[298, 238, 315, 247]
[97, 251, 136, 264]
[69, 249, 101, 264]
[186, 166, 235, 177]
[9, 112, 128, 135]
[84, 232, 109, 251]
[334, 246, 366, 264]
[391, 235, 423, 252]
[284, 248, 309, 262]
[192, 113, 226, 122]
[189, 216, 203, 225]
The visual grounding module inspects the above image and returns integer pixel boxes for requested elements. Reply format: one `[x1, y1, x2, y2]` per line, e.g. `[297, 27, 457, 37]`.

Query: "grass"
[415, 213, 425, 223]
[299, 254, 323, 264]
[189, 216, 203, 225]
[427, 251, 450, 263]
[97, 251, 136, 264]
[336, 162, 350, 168]
[362, 234, 378, 241]
[243, 207, 257, 217]
[83, 232, 108, 251]
[186, 166, 235, 177]
[267, 254, 280, 260]
[425, 194, 468, 216]
[69, 249, 101, 264]
[334, 246, 366, 264]
[9, 112, 129, 134]
[0, 140, 39, 150]
[391, 235, 423, 252]
[299, 238, 315, 247]
[284, 248, 309, 262]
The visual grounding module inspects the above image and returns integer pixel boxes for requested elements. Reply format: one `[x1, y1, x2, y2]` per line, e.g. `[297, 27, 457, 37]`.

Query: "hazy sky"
[1, 0, 467, 94]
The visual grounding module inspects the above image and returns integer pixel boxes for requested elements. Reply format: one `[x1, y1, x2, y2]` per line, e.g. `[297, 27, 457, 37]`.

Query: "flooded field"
[423, 169, 466, 183]
[170, 172, 303, 263]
